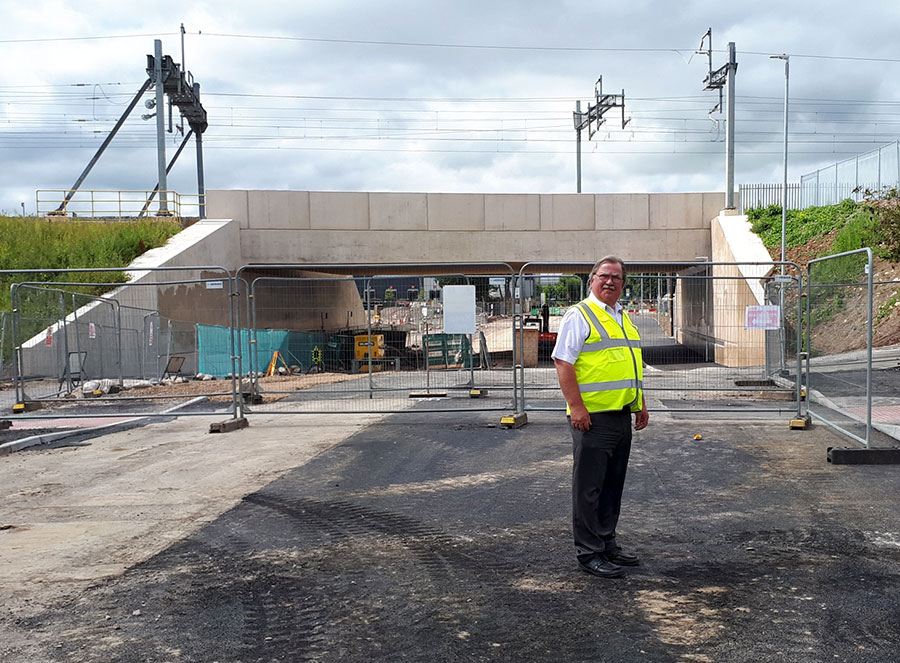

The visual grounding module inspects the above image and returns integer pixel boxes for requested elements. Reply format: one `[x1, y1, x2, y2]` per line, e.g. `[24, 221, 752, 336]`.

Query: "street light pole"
[771, 54, 789, 274]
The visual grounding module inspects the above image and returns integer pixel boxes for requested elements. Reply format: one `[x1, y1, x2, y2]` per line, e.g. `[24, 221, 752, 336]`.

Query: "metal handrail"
[35, 189, 204, 220]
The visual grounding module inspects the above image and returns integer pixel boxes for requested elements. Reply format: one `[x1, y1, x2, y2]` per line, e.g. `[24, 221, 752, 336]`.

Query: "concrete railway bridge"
[11, 189, 809, 433]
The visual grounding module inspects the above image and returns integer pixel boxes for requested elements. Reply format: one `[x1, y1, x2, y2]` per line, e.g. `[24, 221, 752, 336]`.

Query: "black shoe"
[605, 549, 640, 566]
[579, 557, 625, 578]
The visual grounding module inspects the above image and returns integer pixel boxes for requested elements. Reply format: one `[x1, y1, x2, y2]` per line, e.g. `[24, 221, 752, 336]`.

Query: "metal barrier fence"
[15, 259, 884, 434]
[800, 141, 900, 209]
[234, 264, 519, 415]
[806, 249, 876, 446]
[515, 262, 804, 418]
[0, 311, 10, 381]
[4, 267, 239, 421]
[738, 183, 802, 214]
[742, 142, 900, 213]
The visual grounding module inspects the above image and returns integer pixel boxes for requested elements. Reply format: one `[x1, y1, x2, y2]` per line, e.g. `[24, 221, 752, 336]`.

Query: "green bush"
[858, 187, 900, 261]
[832, 208, 881, 256]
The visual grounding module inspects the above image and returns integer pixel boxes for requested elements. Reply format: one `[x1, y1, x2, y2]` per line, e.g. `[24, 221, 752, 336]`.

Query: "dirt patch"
[127, 372, 367, 403]
[772, 241, 900, 355]
[779, 231, 838, 267]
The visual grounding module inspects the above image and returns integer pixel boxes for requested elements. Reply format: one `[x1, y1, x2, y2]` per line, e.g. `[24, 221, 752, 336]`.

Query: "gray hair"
[589, 256, 627, 280]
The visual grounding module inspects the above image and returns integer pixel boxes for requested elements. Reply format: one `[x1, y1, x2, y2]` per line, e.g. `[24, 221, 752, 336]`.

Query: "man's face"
[589, 261, 625, 307]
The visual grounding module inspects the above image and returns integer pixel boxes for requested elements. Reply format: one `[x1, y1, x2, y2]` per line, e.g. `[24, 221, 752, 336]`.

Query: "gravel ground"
[2, 406, 899, 662]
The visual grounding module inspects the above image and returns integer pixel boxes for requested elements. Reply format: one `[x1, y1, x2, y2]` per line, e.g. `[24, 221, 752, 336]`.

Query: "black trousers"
[569, 408, 632, 564]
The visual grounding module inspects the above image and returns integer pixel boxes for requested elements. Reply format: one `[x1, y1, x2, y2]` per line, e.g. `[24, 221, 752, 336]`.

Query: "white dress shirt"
[551, 293, 624, 365]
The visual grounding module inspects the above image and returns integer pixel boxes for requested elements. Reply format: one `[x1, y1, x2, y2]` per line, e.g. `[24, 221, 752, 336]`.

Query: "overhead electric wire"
[5, 28, 900, 65]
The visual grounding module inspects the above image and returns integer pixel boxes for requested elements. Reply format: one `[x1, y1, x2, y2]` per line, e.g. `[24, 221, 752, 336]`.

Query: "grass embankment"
[747, 198, 889, 262]
[747, 196, 900, 347]
[0, 216, 182, 311]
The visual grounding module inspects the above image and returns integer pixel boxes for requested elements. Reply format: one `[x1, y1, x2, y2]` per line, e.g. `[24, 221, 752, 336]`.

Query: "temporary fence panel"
[806, 249, 875, 446]
[234, 264, 518, 415]
[0, 311, 10, 381]
[13, 284, 122, 400]
[5, 267, 239, 421]
[516, 262, 804, 417]
[871, 273, 900, 438]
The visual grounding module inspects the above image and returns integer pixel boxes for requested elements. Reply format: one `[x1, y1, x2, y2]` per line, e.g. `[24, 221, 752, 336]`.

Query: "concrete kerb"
[0, 396, 208, 455]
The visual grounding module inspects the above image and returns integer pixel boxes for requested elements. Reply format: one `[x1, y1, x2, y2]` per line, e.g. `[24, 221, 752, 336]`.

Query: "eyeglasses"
[594, 272, 624, 283]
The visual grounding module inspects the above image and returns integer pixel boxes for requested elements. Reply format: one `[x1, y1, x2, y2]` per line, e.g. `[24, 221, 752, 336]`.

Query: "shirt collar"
[587, 292, 623, 316]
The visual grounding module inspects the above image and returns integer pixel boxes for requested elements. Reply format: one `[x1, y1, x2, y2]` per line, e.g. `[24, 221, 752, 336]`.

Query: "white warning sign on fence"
[745, 305, 780, 330]
[443, 285, 476, 334]
[89, 322, 97, 339]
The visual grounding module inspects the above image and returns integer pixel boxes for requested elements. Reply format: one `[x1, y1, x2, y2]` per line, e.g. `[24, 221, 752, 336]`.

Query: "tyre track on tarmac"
[14, 415, 900, 663]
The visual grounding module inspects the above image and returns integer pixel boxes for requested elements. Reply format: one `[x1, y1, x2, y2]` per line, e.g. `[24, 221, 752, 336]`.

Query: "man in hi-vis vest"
[551, 256, 649, 579]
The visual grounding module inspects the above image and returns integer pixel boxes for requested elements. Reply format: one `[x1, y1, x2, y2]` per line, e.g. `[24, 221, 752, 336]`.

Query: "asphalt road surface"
[4, 408, 900, 662]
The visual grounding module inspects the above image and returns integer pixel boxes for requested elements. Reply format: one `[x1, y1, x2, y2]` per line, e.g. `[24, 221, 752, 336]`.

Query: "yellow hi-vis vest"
[569, 299, 644, 414]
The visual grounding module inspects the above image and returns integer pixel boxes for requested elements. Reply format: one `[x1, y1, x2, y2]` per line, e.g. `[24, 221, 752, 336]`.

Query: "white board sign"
[442, 285, 476, 334]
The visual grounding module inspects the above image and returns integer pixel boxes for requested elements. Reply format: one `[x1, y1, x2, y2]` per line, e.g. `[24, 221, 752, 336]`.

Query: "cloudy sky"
[3, 0, 900, 215]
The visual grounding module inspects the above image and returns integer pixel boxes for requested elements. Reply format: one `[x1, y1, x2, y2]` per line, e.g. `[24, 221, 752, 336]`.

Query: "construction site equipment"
[424, 334, 472, 369]
[355, 334, 384, 361]
[265, 351, 290, 377]
[351, 334, 393, 373]
[516, 323, 539, 368]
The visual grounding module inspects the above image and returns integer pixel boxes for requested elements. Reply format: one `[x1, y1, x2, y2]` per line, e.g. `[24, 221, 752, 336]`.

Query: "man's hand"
[554, 358, 592, 431]
[570, 403, 591, 431]
[633, 406, 649, 431]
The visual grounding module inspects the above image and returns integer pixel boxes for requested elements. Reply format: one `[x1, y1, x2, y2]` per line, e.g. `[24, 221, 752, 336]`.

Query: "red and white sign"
[45, 327, 53, 346]
[89, 322, 97, 339]
[745, 305, 780, 330]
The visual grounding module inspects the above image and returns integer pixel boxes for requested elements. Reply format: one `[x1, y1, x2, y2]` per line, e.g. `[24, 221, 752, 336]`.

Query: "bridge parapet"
[207, 190, 727, 266]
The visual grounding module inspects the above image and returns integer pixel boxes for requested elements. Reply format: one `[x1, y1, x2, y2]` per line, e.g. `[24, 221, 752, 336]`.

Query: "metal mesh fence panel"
[1, 311, 12, 380]
[238, 266, 517, 414]
[10, 285, 114, 402]
[0, 311, 16, 413]
[872, 277, 900, 435]
[807, 250, 873, 445]
[517, 262, 803, 416]
[799, 141, 900, 209]
[6, 267, 239, 420]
